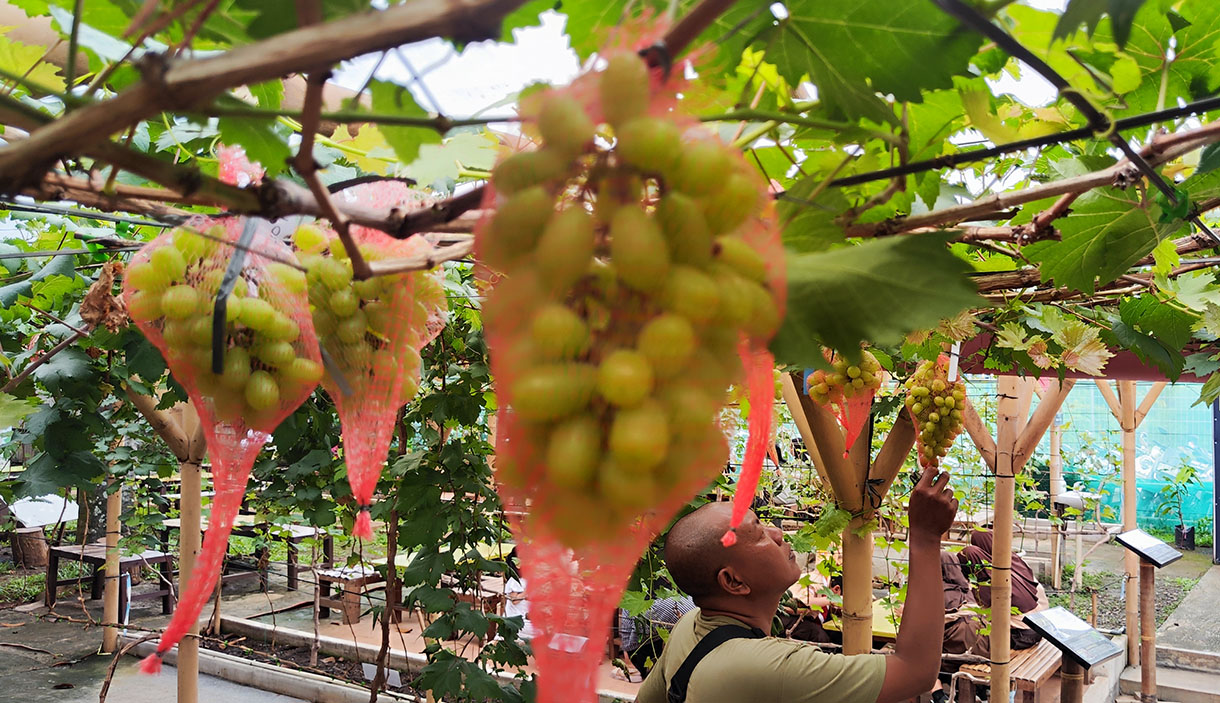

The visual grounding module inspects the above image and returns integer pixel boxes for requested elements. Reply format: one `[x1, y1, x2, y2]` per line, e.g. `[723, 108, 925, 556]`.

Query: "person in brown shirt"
[636, 468, 958, 703]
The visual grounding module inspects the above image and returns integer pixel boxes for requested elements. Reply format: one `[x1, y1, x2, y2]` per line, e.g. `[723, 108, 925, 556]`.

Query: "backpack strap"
[666, 624, 766, 703]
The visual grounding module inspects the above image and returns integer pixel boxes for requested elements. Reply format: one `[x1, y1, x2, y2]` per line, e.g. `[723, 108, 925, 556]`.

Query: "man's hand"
[908, 468, 958, 545]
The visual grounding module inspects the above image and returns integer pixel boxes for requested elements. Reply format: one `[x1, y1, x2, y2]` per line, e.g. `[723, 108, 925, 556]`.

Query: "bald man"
[637, 468, 958, 703]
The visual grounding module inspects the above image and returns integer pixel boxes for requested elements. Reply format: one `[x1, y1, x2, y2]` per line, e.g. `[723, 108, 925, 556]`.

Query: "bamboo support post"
[779, 373, 831, 487]
[1060, 659, 1085, 703]
[1139, 560, 1157, 703]
[839, 426, 873, 655]
[1118, 380, 1139, 667]
[178, 461, 202, 703]
[101, 477, 121, 653]
[1050, 418, 1063, 589]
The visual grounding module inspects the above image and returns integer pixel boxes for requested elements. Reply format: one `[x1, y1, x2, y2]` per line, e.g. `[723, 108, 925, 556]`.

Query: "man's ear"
[717, 566, 751, 597]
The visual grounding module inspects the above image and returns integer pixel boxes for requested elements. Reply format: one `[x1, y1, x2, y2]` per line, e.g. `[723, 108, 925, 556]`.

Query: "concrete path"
[1159, 563, 1220, 653]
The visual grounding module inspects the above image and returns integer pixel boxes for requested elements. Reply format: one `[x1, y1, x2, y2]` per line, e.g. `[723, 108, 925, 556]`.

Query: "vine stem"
[202, 104, 516, 132]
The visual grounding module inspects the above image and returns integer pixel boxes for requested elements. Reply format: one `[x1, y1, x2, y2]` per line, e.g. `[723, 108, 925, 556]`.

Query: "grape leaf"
[0, 392, 40, 431]
[499, 0, 558, 39]
[31, 346, 96, 395]
[0, 29, 64, 92]
[1118, 295, 1193, 352]
[769, 0, 982, 122]
[771, 232, 982, 367]
[370, 79, 441, 167]
[217, 116, 291, 177]
[1025, 188, 1176, 294]
[248, 80, 284, 110]
[1107, 320, 1184, 378]
[777, 175, 849, 254]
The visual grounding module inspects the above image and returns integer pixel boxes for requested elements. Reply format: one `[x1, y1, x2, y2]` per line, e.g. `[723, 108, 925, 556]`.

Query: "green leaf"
[1197, 144, 1220, 176]
[0, 254, 79, 307]
[770, 1, 982, 122]
[499, 0, 559, 40]
[248, 81, 284, 110]
[771, 232, 982, 366]
[369, 79, 441, 167]
[777, 175, 849, 253]
[217, 116, 291, 177]
[619, 589, 652, 617]
[1025, 188, 1176, 294]
[0, 391, 40, 430]
[403, 131, 497, 187]
[1119, 295, 1192, 351]
[31, 346, 96, 395]
[1108, 320, 1184, 378]
[1054, 0, 1109, 43]
[0, 28, 64, 92]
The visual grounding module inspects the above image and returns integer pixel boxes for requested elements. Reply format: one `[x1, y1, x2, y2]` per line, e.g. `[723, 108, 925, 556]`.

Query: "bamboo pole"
[101, 477, 121, 653]
[1060, 659, 1085, 703]
[1049, 418, 1063, 590]
[1140, 561, 1157, 702]
[178, 461, 202, 703]
[780, 373, 831, 488]
[1119, 380, 1139, 667]
[962, 398, 997, 472]
[839, 425, 873, 655]
[989, 376, 1030, 703]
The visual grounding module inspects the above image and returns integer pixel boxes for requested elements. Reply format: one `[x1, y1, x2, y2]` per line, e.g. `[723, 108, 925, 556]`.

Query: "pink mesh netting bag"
[293, 181, 447, 538]
[905, 354, 967, 469]
[123, 217, 321, 673]
[805, 348, 886, 457]
[477, 31, 785, 702]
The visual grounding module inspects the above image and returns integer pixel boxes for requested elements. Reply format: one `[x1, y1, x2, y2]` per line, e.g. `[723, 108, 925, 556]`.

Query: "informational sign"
[1115, 528, 1183, 568]
[1024, 606, 1124, 670]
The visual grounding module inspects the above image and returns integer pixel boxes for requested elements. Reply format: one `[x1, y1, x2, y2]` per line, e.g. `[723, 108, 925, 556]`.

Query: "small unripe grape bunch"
[807, 349, 884, 407]
[123, 222, 322, 430]
[479, 51, 784, 547]
[903, 357, 967, 469]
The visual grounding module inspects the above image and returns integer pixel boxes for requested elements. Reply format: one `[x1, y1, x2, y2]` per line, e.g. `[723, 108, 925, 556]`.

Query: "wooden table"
[45, 541, 175, 614]
[161, 516, 333, 591]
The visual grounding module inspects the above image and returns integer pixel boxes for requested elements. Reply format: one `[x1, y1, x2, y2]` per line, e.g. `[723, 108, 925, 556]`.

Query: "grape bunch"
[481, 53, 783, 546]
[903, 357, 967, 468]
[292, 223, 440, 403]
[806, 350, 883, 406]
[124, 224, 322, 429]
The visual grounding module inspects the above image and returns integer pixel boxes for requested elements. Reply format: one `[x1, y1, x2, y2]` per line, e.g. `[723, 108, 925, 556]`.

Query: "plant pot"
[1174, 525, 1196, 550]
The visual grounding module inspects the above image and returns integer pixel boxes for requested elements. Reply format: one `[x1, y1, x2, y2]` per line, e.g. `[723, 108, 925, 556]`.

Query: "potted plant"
[1155, 462, 1200, 550]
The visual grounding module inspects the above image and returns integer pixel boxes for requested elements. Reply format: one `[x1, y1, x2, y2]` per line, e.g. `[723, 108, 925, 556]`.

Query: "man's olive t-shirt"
[636, 609, 887, 703]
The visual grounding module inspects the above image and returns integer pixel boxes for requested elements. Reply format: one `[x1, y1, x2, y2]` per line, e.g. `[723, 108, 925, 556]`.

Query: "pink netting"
[806, 350, 883, 456]
[122, 217, 320, 672]
[478, 38, 785, 702]
[298, 182, 446, 538]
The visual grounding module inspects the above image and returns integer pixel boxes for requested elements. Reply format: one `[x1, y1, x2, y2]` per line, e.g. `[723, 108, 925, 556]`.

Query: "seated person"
[778, 573, 843, 644]
[619, 593, 696, 677]
[636, 469, 958, 703]
[957, 529, 1046, 614]
[951, 531, 1046, 655]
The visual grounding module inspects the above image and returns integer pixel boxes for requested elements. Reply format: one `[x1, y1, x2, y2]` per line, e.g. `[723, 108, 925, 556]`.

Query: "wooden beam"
[1013, 379, 1076, 470]
[124, 385, 189, 461]
[178, 461, 202, 703]
[780, 373, 831, 488]
[1094, 379, 1123, 424]
[869, 407, 915, 497]
[795, 387, 859, 510]
[1134, 381, 1166, 427]
[962, 398, 997, 472]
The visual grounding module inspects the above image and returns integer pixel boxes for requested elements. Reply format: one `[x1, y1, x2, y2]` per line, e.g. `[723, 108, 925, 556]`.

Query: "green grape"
[530, 303, 589, 360]
[173, 229, 213, 262]
[364, 301, 390, 336]
[161, 285, 201, 320]
[656, 193, 713, 267]
[329, 238, 350, 261]
[231, 278, 248, 299]
[353, 278, 381, 302]
[336, 310, 367, 344]
[266, 314, 300, 343]
[281, 358, 323, 385]
[292, 224, 329, 253]
[127, 289, 162, 322]
[238, 298, 276, 331]
[637, 314, 695, 375]
[538, 94, 595, 156]
[300, 253, 325, 282]
[328, 289, 360, 317]
[609, 400, 668, 469]
[597, 349, 654, 407]
[313, 308, 337, 337]
[245, 370, 280, 411]
[545, 415, 601, 490]
[126, 262, 170, 293]
[661, 384, 716, 438]
[609, 206, 669, 293]
[220, 348, 252, 390]
[710, 271, 752, 328]
[702, 172, 760, 235]
[599, 457, 656, 510]
[150, 246, 187, 283]
[493, 149, 568, 195]
[211, 389, 244, 423]
[255, 341, 296, 367]
[535, 208, 595, 296]
[342, 340, 372, 370]
[267, 263, 307, 295]
[615, 117, 681, 175]
[715, 236, 767, 283]
[318, 258, 353, 290]
[669, 140, 733, 196]
[188, 316, 214, 347]
[484, 187, 555, 272]
[511, 363, 595, 421]
[599, 53, 650, 127]
[661, 266, 720, 324]
[224, 296, 244, 323]
[739, 280, 780, 339]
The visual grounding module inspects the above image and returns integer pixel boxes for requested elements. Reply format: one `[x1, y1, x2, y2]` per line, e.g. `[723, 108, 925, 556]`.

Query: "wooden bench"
[954, 639, 1062, 703]
[45, 541, 175, 615]
[316, 564, 385, 624]
[161, 517, 332, 592]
